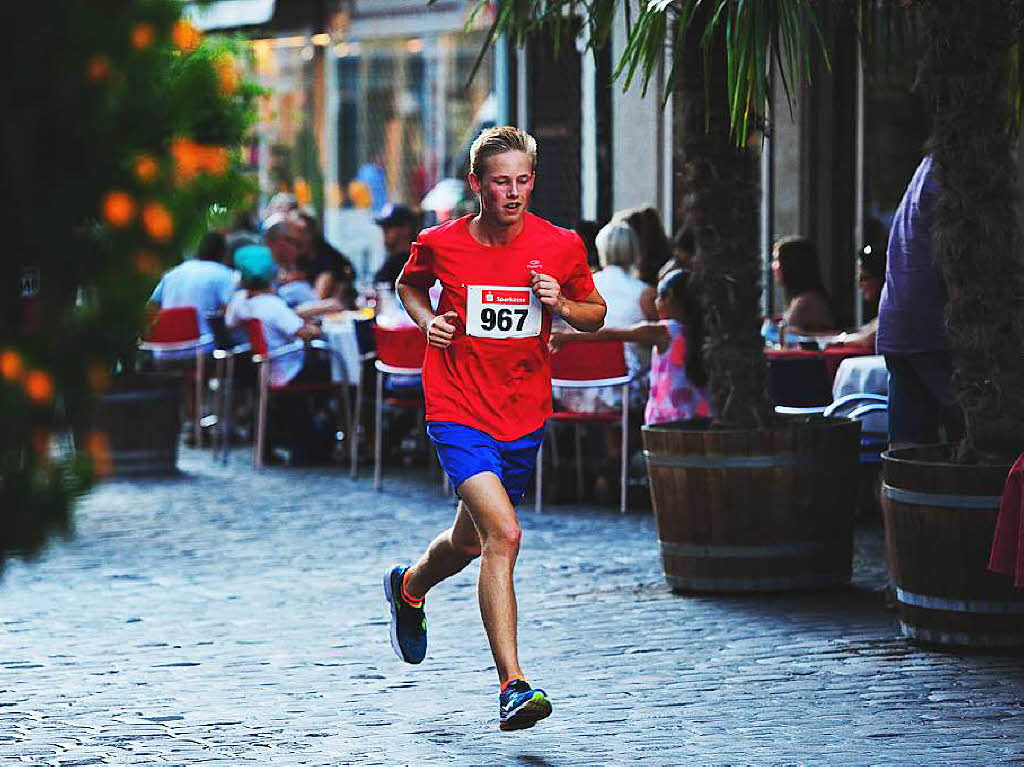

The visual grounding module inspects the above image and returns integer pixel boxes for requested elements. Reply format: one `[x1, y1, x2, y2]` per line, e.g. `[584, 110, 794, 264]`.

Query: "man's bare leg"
[403, 499, 482, 598]
[450, 471, 524, 685]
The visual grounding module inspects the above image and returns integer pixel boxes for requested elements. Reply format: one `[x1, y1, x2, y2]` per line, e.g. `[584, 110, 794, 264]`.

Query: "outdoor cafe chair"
[537, 340, 632, 515]
[766, 349, 833, 416]
[372, 325, 433, 492]
[208, 314, 251, 465]
[824, 392, 889, 465]
[349, 317, 378, 479]
[138, 306, 212, 448]
[243, 318, 353, 470]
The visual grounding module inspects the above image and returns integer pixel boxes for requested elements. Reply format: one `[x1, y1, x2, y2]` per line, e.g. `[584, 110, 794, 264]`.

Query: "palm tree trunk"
[920, 0, 1024, 462]
[677, 12, 773, 427]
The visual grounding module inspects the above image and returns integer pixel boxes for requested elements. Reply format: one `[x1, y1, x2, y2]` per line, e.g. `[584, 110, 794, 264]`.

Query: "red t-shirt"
[400, 212, 596, 440]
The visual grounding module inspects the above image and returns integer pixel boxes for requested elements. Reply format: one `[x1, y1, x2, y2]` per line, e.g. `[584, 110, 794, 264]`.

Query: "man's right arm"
[396, 275, 456, 348]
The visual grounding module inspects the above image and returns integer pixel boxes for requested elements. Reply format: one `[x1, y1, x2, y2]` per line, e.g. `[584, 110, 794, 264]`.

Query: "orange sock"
[500, 674, 526, 692]
[400, 571, 423, 608]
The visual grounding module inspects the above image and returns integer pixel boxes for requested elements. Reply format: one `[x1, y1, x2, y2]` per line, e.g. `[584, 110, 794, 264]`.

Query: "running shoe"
[383, 565, 427, 664]
[498, 680, 552, 731]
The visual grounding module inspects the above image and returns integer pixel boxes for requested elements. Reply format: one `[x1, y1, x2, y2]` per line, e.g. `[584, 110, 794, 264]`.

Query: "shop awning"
[183, 0, 276, 31]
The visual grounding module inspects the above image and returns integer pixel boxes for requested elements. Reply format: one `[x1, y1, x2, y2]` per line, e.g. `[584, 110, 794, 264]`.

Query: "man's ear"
[468, 172, 481, 194]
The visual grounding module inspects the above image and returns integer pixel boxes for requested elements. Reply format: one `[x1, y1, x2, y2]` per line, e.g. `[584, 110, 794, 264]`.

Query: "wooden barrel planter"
[643, 417, 860, 592]
[94, 374, 181, 476]
[882, 446, 1024, 649]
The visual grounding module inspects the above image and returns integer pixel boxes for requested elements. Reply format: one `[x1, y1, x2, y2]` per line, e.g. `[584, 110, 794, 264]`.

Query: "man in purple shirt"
[877, 155, 963, 446]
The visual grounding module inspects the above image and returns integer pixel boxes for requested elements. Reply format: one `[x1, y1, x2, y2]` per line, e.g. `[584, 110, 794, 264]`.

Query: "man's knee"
[483, 522, 522, 557]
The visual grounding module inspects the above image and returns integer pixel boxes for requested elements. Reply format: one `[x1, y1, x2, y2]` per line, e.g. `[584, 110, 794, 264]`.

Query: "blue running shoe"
[498, 680, 552, 731]
[384, 565, 427, 664]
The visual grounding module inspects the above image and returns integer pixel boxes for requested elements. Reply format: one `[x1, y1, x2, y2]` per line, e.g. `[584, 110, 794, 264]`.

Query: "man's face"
[268, 221, 300, 268]
[469, 150, 535, 228]
[293, 218, 314, 258]
[383, 223, 414, 256]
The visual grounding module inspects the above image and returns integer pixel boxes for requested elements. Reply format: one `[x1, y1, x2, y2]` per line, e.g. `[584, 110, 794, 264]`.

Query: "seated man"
[148, 231, 237, 360]
[263, 212, 342, 319]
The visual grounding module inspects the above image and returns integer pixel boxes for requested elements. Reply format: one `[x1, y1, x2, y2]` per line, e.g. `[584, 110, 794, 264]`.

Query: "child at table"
[226, 245, 334, 462]
[552, 268, 711, 424]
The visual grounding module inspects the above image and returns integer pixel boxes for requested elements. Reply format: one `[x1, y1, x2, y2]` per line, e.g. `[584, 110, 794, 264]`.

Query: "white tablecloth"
[832, 354, 888, 400]
[322, 317, 363, 384]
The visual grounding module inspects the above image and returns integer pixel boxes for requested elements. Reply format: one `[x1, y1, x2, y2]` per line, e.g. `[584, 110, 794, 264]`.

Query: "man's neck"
[468, 212, 526, 247]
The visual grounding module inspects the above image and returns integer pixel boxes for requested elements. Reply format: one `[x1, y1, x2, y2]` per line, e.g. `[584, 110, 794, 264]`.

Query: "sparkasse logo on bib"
[483, 289, 529, 305]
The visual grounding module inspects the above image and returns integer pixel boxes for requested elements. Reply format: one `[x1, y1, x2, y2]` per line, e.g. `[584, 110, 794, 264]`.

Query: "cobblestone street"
[1, 447, 1022, 765]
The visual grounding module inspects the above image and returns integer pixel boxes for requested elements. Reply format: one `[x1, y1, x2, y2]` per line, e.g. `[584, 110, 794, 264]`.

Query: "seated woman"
[771, 236, 836, 335]
[836, 244, 886, 348]
[552, 268, 711, 425]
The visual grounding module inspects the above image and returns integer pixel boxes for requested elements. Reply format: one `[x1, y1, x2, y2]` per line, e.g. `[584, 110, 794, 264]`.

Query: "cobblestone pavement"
[1, 447, 1022, 765]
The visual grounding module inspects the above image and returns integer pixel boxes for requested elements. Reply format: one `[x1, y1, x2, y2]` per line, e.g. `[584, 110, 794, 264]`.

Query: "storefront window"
[336, 31, 494, 221]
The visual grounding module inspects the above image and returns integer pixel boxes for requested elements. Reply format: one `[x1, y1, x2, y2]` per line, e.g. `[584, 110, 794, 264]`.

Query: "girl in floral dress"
[552, 268, 711, 424]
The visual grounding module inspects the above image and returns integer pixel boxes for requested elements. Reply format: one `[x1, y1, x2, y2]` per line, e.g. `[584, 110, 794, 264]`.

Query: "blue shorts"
[426, 422, 545, 506]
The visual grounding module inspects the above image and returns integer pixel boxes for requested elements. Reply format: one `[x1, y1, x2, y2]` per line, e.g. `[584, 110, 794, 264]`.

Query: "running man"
[384, 126, 607, 731]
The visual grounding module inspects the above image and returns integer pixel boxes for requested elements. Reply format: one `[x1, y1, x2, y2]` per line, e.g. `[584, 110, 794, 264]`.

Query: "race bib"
[465, 285, 542, 339]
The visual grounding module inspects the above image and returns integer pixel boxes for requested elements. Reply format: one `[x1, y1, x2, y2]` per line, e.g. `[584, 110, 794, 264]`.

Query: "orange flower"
[87, 431, 113, 477]
[133, 154, 159, 184]
[170, 137, 227, 183]
[131, 22, 155, 50]
[142, 202, 173, 242]
[171, 20, 201, 52]
[102, 190, 136, 227]
[86, 55, 110, 82]
[134, 250, 161, 276]
[215, 53, 238, 96]
[87, 363, 111, 394]
[1, 349, 24, 381]
[25, 369, 54, 403]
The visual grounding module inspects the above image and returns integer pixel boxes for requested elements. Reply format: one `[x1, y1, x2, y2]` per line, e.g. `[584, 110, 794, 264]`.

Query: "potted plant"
[479, 0, 861, 591]
[879, 0, 1024, 649]
[1, 0, 258, 569]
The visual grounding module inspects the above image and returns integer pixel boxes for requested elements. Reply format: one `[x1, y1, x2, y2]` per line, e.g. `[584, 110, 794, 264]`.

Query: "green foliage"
[1, 1, 259, 570]
[470, 0, 829, 145]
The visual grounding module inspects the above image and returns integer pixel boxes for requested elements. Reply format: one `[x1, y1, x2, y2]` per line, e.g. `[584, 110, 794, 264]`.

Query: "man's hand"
[530, 271, 563, 314]
[423, 310, 459, 349]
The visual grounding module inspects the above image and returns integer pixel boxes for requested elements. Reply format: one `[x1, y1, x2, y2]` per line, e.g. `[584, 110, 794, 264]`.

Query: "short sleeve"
[271, 299, 304, 337]
[560, 233, 596, 301]
[217, 270, 237, 307]
[399, 240, 436, 290]
[224, 292, 248, 328]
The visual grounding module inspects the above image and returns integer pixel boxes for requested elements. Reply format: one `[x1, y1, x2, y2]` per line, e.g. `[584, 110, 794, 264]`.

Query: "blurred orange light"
[87, 431, 113, 477]
[1, 349, 24, 381]
[133, 154, 160, 184]
[25, 370, 54, 404]
[86, 55, 111, 82]
[102, 190, 136, 227]
[87, 363, 111, 393]
[294, 179, 311, 206]
[131, 22, 156, 50]
[171, 20, 201, 52]
[142, 202, 174, 242]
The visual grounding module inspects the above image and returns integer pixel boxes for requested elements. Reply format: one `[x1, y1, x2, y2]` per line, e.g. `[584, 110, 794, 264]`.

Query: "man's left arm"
[529, 271, 606, 332]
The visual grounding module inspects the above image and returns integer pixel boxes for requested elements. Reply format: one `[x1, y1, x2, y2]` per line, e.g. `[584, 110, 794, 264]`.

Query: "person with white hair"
[562, 219, 658, 411]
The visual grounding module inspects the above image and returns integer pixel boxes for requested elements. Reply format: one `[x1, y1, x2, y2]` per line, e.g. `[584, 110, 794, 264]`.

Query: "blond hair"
[469, 126, 537, 178]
